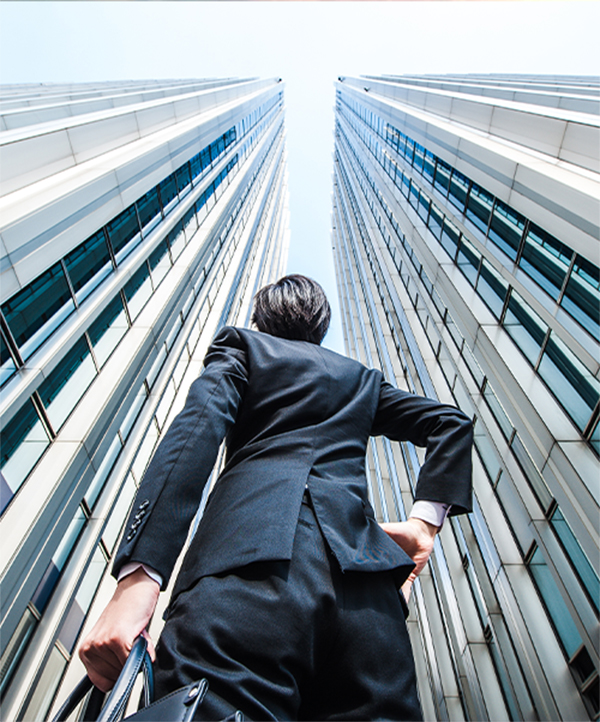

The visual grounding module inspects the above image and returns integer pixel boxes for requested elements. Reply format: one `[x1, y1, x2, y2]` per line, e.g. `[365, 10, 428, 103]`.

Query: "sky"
[0, 1, 598, 353]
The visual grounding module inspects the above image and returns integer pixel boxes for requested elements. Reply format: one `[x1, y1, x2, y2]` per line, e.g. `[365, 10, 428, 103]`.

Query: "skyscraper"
[0, 78, 289, 720]
[332, 75, 598, 721]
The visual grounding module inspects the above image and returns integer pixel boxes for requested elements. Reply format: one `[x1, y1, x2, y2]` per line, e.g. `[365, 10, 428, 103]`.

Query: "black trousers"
[154, 497, 422, 721]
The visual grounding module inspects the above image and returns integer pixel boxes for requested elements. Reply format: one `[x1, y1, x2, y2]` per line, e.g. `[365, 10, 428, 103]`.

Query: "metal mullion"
[556, 253, 577, 306]
[1, 311, 24, 368]
[31, 391, 56, 440]
[59, 259, 78, 310]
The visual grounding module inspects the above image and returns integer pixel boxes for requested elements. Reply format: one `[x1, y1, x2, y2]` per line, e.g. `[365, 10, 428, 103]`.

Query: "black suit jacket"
[114, 326, 473, 596]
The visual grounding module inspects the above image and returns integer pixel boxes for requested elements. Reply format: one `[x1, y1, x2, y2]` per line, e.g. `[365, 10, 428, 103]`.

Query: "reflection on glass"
[562, 255, 600, 342]
[175, 163, 192, 196]
[550, 507, 599, 612]
[158, 175, 178, 212]
[106, 205, 141, 263]
[466, 184, 494, 234]
[477, 260, 508, 319]
[423, 151, 435, 180]
[0, 607, 37, 697]
[123, 263, 153, 321]
[148, 239, 172, 288]
[520, 223, 572, 300]
[528, 546, 582, 658]
[488, 198, 525, 261]
[1, 263, 74, 359]
[38, 337, 97, 430]
[440, 217, 460, 260]
[87, 295, 128, 368]
[136, 187, 162, 235]
[538, 332, 599, 431]
[428, 205, 443, 240]
[0, 330, 16, 386]
[433, 159, 451, 196]
[63, 230, 112, 303]
[84, 434, 122, 510]
[22, 646, 68, 722]
[456, 237, 481, 286]
[503, 290, 548, 365]
[167, 219, 186, 261]
[1, 400, 50, 510]
[448, 169, 470, 213]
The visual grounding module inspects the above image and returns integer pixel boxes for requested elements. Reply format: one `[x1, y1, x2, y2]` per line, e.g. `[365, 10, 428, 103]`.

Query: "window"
[528, 545, 582, 659]
[561, 255, 600, 342]
[123, 263, 153, 322]
[31, 507, 86, 614]
[63, 230, 112, 303]
[148, 239, 172, 288]
[550, 507, 599, 612]
[37, 337, 97, 430]
[0, 607, 38, 697]
[538, 332, 599, 432]
[503, 290, 548, 366]
[1, 400, 50, 512]
[487, 199, 525, 262]
[158, 175, 179, 214]
[466, 184, 494, 234]
[1, 263, 74, 359]
[167, 219, 186, 261]
[0, 330, 16, 386]
[136, 187, 162, 234]
[456, 236, 481, 286]
[477, 260, 509, 319]
[433, 159, 451, 196]
[84, 434, 122, 510]
[440, 217, 460, 260]
[428, 205, 444, 240]
[448, 169, 470, 213]
[87, 297, 127, 369]
[106, 205, 141, 264]
[519, 223, 572, 300]
[423, 151, 435, 181]
[175, 162, 192, 196]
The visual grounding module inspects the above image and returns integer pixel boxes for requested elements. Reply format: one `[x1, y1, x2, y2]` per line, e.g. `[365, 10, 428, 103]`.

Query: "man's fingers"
[141, 629, 156, 662]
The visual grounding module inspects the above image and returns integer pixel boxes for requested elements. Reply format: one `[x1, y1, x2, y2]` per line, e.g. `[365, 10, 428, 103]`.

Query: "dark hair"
[251, 275, 331, 345]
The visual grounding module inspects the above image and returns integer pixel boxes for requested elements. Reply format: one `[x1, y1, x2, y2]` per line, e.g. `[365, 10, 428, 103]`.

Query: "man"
[80, 275, 472, 720]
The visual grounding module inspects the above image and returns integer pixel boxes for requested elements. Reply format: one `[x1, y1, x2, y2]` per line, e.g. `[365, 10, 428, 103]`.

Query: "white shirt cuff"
[117, 562, 163, 588]
[409, 500, 450, 528]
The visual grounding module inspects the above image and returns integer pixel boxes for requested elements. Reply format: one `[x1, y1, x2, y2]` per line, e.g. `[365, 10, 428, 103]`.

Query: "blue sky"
[1, 1, 598, 352]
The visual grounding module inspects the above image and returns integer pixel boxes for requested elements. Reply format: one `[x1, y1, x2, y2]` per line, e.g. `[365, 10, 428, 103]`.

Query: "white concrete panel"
[134, 102, 177, 136]
[559, 121, 600, 172]
[0, 130, 74, 195]
[450, 97, 494, 133]
[68, 113, 140, 164]
[3, 105, 70, 130]
[510, 162, 599, 238]
[421, 91, 453, 117]
[0, 263, 20, 300]
[490, 107, 567, 159]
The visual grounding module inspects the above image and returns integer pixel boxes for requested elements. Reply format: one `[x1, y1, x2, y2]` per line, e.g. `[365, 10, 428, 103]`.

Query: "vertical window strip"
[337, 114, 598, 631]
[337, 94, 599, 343]
[336, 100, 599, 441]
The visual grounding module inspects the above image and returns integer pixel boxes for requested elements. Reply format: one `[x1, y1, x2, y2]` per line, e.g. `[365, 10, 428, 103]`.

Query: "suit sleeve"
[112, 326, 248, 589]
[371, 381, 473, 515]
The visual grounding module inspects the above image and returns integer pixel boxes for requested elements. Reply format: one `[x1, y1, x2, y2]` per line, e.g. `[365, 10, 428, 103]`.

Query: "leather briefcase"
[51, 636, 246, 722]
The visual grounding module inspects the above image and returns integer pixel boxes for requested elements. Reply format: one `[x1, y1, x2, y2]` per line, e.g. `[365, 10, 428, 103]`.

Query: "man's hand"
[380, 517, 438, 601]
[79, 567, 160, 692]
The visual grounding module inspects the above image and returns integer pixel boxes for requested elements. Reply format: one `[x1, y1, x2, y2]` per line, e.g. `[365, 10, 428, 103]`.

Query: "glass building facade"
[332, 74, 599, 721]
[0, 78, 289, 720]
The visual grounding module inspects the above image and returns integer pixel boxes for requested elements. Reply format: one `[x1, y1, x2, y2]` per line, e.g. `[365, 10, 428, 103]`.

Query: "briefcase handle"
[51, 636, 153, 722]
[51, 635, 246, 722]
